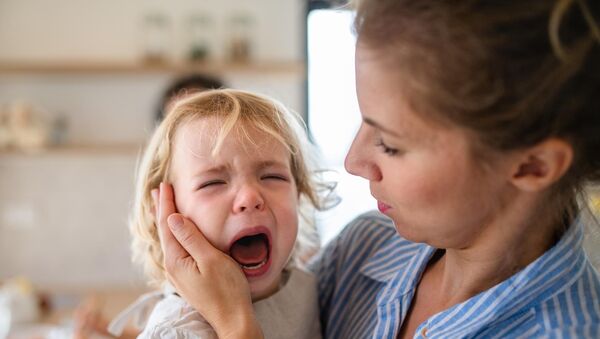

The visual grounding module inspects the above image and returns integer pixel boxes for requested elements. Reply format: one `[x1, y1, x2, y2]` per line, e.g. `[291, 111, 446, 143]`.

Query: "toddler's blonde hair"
[130, 89, 327, 286]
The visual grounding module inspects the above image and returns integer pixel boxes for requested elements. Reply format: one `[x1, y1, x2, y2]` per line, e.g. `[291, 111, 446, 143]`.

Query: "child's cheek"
[275, 193, 299, 226]
[185, 197, 230, 253]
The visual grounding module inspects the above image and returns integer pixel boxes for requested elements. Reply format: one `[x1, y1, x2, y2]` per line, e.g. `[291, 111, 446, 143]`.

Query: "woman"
[155, 0, 600, 337]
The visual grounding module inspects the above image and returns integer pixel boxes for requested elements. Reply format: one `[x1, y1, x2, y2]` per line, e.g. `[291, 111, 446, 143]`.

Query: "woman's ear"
[509, 138, 573, 192]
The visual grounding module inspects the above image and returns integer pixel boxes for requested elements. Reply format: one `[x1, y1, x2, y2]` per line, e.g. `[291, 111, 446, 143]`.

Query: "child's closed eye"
[198, 180, 227, 189]
[261, 174, 290, 182]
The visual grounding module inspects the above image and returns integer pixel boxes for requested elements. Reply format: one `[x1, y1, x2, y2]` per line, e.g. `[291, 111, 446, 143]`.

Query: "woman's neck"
[432, 193, 562, 307]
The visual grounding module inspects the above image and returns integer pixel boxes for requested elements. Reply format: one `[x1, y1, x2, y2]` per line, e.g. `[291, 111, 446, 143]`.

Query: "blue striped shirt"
[308, 211, 600, 338]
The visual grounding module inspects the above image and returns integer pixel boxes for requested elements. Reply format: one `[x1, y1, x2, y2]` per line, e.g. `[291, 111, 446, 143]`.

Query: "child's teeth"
[241, 258, 268, 270]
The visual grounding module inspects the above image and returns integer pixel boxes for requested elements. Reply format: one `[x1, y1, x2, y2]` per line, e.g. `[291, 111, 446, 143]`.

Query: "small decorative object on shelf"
[2, 100, 50, 153]
[186, 13, 213, 62]
[228, 12, 254, 63]
[50, 114, 69, 146]
[0, 108, 10, 149]
[141, 12, 171, 64]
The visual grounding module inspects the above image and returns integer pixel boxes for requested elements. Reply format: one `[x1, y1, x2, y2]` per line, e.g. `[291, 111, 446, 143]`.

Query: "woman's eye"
[375, 139, 400, 156]
[198, 180, 226, 189]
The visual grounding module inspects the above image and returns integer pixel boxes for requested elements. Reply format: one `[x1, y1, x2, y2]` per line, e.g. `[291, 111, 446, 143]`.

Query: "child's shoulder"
[139, 294, 217, 339]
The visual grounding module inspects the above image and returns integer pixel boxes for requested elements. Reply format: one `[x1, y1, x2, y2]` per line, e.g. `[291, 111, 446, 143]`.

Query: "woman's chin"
[392, 220, 421, 242]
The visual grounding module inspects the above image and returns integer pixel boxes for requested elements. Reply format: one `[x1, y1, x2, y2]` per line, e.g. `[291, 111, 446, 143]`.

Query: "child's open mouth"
[229, 230, 272, 277]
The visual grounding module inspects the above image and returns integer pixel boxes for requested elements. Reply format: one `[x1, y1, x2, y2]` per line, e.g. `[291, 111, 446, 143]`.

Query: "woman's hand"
[153, 182, 263, 339]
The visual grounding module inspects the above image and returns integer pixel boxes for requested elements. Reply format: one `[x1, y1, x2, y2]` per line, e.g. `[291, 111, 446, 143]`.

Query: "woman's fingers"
[167, 214, 220, 266]
[158, 182, 176, 224]
[165, 213, 256, 337]
[154, 182, 220, 273]
[153, 183, 188, 265]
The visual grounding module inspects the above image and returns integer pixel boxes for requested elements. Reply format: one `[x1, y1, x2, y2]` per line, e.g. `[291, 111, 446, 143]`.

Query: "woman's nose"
[344, 125, 382, 181]
[233, 184, 265, 213]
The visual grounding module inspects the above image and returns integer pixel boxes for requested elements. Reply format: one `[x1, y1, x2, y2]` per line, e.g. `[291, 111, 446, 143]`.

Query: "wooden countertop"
[7, 287, 150, 339]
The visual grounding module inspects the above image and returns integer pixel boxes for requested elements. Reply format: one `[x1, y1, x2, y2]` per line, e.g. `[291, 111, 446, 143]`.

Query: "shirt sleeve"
[307, 229, 341, 322]
[307, 212, 377, 329]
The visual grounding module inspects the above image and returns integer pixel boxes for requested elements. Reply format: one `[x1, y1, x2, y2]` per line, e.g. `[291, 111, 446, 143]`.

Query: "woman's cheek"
[390, 168, 447, 208]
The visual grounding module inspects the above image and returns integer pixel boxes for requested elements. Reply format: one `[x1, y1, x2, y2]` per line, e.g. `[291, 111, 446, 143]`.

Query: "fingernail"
[168, 214, 184, 229]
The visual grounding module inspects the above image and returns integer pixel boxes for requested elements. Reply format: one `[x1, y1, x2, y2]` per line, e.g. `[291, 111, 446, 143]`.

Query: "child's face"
[170, 117, 299, 300]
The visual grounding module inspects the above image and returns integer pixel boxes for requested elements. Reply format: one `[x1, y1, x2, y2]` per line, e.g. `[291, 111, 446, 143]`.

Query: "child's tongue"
[230, 234, 268, 266]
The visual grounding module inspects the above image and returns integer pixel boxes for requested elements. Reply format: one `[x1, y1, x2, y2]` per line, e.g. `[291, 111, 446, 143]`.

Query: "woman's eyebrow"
[363, 117, 404, 138]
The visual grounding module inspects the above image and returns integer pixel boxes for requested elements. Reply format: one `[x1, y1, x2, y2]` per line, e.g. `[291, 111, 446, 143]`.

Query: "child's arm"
[153, 183, 263, 339]
[73, 296, 140, 339]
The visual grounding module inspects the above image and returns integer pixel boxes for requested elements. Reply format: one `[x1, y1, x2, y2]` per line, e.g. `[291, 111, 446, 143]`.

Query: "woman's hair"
[354, 0, 600, 224]
[132, 89, 330, 285]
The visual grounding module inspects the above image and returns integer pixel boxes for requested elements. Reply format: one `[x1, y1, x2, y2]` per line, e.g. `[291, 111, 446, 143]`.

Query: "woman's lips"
[377, 201, 391, 213]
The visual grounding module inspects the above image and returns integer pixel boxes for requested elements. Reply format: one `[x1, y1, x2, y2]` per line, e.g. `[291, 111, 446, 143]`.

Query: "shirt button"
[421, 327, 428, 337]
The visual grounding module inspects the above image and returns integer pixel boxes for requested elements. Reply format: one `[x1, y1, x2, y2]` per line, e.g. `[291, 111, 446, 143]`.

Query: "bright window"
[307, 9, 376, 245]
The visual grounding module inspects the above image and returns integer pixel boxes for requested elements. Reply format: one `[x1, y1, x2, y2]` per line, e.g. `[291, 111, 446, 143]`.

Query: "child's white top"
[108, 267, 322, 339]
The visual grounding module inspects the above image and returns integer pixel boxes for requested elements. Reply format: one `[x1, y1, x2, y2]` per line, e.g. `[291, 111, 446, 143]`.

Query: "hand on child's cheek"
[153, 184, 259, 338]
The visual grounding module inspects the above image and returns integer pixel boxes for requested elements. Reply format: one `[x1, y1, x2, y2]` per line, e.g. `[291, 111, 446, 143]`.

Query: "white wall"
[0, 153, 142, 289]
[0, 0, 307, 289]
[0, 0, 304, 63]
[0, 0, 307, 145]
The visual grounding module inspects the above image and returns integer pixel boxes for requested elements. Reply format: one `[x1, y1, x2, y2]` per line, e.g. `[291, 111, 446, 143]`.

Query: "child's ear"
[509, 138, 573, 192]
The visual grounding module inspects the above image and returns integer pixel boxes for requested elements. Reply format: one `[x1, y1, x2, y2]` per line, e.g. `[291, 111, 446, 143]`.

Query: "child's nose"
[233, 184, 265, 213]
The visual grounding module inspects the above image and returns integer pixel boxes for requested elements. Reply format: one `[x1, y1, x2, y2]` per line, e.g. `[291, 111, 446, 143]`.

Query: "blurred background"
[0, 0, 307, 290]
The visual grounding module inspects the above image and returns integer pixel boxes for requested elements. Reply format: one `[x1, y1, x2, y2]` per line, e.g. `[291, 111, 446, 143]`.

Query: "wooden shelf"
[0, 61, 305, 76]
[0, 143, 143, 157]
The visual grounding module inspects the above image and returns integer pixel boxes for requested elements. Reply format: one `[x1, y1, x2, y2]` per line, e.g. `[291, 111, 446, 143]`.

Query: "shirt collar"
[360, 216, 588, 337]
[429, 218, 587, 337]
[359, 229, 435, 289]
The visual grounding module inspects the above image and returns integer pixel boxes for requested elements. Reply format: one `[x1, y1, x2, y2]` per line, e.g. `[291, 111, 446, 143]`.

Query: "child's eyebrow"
[257, 160, 290, 171]
[192, 160, 289, 177]
[193, 164, 229, 177]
